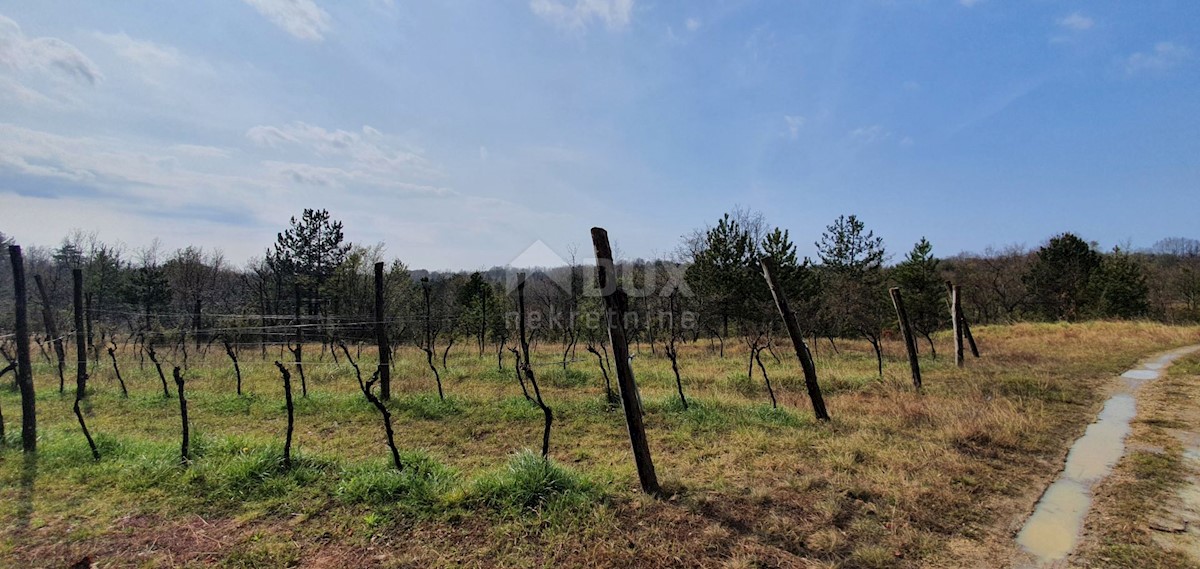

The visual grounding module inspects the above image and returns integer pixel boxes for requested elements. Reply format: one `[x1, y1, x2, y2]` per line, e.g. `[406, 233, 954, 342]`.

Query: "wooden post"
[172, 367, 189, 465]
[273, 362, 294, 470]
[945, 281, 979, 358]
[889, 287, 922, 389]
[590, 228, 660, 495]
[85, 292, 95, 367]
[73, 269, 88, 398]
[951, 284, 964, 368]
[760, 258, 830, 421]
[9, 246, 37, 453]
[33, 275, 65, 393]
[293, 284, 306, 397]
[374, 262, 391, 400]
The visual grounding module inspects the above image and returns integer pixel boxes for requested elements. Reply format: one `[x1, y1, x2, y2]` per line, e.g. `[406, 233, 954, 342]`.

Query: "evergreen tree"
[891, 237, 946, 355]
[1025, 233, 1101, 321]
[1091, 247, 1149, 319]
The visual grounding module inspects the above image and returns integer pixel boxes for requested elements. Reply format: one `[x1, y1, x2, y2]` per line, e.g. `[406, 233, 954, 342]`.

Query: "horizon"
[2, 1, 1198, 271]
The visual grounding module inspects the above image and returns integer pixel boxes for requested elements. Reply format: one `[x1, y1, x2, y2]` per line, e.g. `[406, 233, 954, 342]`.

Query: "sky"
[0, 0, 1197, 271]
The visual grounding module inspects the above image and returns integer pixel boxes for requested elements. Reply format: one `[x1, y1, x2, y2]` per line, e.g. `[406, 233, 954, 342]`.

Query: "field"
[2, 321, 1199, 568]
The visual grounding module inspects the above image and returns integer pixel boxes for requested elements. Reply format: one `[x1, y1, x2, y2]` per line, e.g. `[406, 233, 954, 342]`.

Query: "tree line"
[1, 208, 1196, 369]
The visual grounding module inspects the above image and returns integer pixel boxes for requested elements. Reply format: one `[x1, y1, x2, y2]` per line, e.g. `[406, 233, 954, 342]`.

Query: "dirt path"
[1012, 345, 1200, 568]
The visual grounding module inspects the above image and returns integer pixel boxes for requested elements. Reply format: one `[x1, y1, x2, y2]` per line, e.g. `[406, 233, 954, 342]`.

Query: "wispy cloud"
[246, 121, 447, 193]
[1057, 12, 1094, 32]
[240, 0, 331, 42]
[783, 115, 805, 140]
[0, 13, 102, 84]
[529, 0, 634, 32]
[959, 0, 984, 7]
[848, 124, 891, 144]
[93, 32, 182, 67]
[1122, 42, 1192, 76]
[685, 17, 700, 32]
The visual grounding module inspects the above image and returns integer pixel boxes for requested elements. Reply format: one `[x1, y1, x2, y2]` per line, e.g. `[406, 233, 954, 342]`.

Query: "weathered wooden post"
[33, 275, 65, 393]
[760, 258, 830, 421]
[591, 228, 661, 495]
[273, 362, 295, 470]
[889, 287, 922, 389]
[951, 284, 964, 368]
[73, 269, 88, 398]
[292, 285, 307, 397]
[9, 246, 37, 452]
[172, 367, 190, 465]
[945, 281, 979, 358]
[374, 262, 391, 400]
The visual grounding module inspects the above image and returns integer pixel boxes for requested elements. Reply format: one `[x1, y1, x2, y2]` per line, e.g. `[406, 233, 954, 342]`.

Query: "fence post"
[9, 246, 37, 452]
[951, 284, 964, 368]
[374, 262, 391, 400]
[591, 227, 661, 495]
[760, 258, 830, 421]
[73, 269, 87, 398]
[33, 275, 65, 393]
[889, 287, 922, 389]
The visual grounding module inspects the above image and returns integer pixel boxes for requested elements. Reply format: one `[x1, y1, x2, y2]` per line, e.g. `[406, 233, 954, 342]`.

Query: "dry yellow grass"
[1, 320, 1197, 568]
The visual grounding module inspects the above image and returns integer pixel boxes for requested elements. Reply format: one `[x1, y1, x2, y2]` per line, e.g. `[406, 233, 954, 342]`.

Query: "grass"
[0, 320, 1198, 567]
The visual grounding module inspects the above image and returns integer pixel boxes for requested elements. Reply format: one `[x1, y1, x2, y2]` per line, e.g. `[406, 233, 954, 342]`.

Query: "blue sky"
[1, 0, 1197, 270]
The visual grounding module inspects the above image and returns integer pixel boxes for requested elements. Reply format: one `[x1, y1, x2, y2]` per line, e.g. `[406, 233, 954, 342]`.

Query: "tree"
[684, 212, 759, 350]
[816, 215, 889, 375]
[267, 209, 351, 316]
[1025, 233, 1101, 321]
[891, 238, 946, 355]
[457, 272, 493, 357]
[1091, 247, 1149, 319]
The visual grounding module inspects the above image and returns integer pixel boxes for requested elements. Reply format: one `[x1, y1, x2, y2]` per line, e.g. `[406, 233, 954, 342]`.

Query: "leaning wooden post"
[590, 227, 661, 495]
[951, 284, 964, 368]
[73, 269, 88, 398]
[374, 262, 391, 400]
[33, 275, 65, 393]
[172, 366, 190, 465]
[9, 246, 37, 453]
[889, 287, 922, 389]
[760, 258, 830, 421]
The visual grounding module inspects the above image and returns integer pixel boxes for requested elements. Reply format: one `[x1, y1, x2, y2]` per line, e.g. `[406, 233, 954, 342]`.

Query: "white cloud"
[0, 74, 61, 107]
[247, 121, 447, 194]
[0, 13, 102, 84]
[848, 125, 892, 144]
[1058, 12, 1094, 31]
[93, 32, 182, 67]
[240, 0, 331, 42]
[530, 0, 634, 32]
[783, 115, 805, 139]
[959, 0, 984, 7]
[1122, 42, 1192, 76]
[685, 18, 700, 32]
